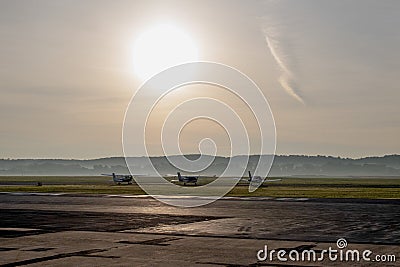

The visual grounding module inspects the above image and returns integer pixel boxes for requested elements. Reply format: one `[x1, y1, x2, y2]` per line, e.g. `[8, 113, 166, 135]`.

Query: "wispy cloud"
[264, 27, 305, 104]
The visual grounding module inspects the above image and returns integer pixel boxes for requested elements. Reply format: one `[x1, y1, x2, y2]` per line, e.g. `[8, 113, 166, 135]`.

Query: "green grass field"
[0, 176, 399, 199]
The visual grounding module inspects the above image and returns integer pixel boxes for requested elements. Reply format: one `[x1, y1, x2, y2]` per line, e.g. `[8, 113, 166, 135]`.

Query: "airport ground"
[0, 176, 399, 266]
[0, 193, 399, 266]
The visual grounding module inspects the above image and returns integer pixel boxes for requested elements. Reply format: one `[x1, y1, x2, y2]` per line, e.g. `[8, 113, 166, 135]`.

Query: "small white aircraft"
[247, 171, 282, 185]
[169, 172, 220, 186]
[173, 172, 199, 186]
[101, 173, 133, 185]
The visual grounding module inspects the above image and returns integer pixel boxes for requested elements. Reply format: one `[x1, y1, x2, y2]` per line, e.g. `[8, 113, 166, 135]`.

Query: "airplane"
[246, 171, 282, 186]
[173, 172, 199, 186]
[102, 173, 133, 185]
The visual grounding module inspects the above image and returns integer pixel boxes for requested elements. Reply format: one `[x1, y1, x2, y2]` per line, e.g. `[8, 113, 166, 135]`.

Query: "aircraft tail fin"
[177, 172, 183, 181]
[248, 171, 252, 182]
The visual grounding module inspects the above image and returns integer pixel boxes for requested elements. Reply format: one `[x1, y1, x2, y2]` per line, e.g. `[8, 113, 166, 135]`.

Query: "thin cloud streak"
[264, 30, 305, 104]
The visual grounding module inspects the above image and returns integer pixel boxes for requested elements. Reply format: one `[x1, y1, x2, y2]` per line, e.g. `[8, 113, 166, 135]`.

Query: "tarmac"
[0, 193, 399, 266]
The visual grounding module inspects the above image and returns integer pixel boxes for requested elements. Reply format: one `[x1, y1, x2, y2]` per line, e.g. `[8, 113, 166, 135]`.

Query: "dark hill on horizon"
[1, 154, 399, 177]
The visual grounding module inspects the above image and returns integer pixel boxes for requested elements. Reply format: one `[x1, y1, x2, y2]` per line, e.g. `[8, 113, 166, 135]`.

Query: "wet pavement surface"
[0, 194, 399, 266]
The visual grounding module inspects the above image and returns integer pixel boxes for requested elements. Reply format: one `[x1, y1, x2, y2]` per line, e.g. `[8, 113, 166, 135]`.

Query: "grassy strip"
[0, 184, 399, 199]
[229, 186, 400, 199]
[0, 185, 145, 195]
[1, 176, 399, 199]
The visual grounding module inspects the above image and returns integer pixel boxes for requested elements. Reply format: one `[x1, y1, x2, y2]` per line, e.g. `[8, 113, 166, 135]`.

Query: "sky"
[0, 0, 399, 159]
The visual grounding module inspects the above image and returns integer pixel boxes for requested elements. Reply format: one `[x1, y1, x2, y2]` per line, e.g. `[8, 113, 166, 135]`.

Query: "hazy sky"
[0, 0, 399, 159]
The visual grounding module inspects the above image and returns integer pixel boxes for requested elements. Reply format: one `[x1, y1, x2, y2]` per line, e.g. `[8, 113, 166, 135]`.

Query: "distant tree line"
[0, 154, 399, 177]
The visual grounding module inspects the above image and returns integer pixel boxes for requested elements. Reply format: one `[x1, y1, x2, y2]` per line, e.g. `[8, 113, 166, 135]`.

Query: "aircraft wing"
[264, 179, 282, 182]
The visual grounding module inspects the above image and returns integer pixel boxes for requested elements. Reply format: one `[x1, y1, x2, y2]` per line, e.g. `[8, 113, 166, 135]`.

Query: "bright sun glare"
[133, 24, 199, 81]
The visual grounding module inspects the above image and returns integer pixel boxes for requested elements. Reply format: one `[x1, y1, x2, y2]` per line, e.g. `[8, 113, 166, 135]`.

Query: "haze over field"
[1, 155, 399, 177]
[0, 0, 399, 159]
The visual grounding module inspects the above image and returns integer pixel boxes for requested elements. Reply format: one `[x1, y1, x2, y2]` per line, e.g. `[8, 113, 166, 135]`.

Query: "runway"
[0, 194, 399, 266]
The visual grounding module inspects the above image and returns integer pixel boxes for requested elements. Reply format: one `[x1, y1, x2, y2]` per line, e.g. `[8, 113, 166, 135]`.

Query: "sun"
[132, 24, 199, 81]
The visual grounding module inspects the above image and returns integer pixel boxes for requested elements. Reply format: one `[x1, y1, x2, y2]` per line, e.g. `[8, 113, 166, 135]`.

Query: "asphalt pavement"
[0, 193, 399, 266]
